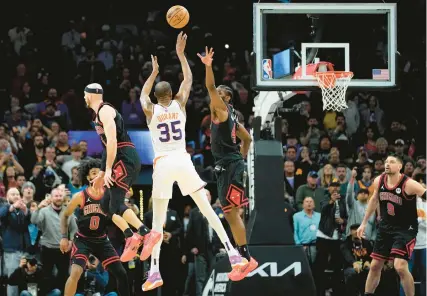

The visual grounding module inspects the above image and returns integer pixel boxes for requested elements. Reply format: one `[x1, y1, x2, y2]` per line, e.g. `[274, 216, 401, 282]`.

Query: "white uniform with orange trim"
[148, 100, 206, 199]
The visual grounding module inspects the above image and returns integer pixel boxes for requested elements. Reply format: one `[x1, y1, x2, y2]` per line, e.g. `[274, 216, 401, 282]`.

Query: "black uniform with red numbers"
[93, 102, 141, 215]
[371, 173, 418, 261]
[71, 189, 120, 270]
[211, 104, 248, 213]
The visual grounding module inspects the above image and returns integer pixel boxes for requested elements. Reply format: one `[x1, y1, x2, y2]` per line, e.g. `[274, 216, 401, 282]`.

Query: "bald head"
[84, 83, 104, 108]
[154, 82, 172, 100]
[7, 187, 21, 203]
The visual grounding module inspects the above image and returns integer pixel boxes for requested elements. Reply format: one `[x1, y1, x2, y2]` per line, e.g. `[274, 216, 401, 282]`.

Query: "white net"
[315, 71, 353, 111]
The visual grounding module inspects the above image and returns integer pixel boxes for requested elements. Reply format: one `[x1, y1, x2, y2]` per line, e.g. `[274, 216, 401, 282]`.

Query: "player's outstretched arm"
[197, 47, 227, 111]
[175, 32, 192, 108]
[405, 179, 427, 200]
[236, 123, 252, 158]
[140, 55, 158, 116]
[60, 192, 82, 239]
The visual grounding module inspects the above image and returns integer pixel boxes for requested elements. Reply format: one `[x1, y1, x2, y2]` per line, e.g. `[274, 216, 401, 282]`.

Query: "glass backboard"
[253, 3, 397, 91]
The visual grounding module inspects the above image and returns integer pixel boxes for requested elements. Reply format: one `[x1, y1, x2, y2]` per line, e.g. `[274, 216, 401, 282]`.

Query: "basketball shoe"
[228, 256, 258, 281]
[139, 230, 162, 261]
[120, 232, 144, 262]
[142, 272, 163, 291]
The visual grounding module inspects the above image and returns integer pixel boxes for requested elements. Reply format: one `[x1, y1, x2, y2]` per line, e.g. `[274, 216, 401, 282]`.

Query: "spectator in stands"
[340, 223, 373, 296]
[385, 119, 407, 146]
[284, 160, 304, 206]
[27, 200, 40, 255]
[75, 256, 117, 296]
[67, 166, 85, 196]
[342, 95, 360, 137]
[55, 131, 71, 157]
[372, 137, 388, 161]
[318, 164, 335, 188]
[293, 196, 320, 265]
[354, 147, 373, 173]
[61, 20, 81, 52]
[346, 169, 375, 240]
[30, 188, 77, 294]
[314, 180, 347, 296]
[21, 181, 35, 204]
[295, 146, 319, 179]
[416, 155, 426, 174]
[122, 87, 145, 127]
[296, 171, 325, 212]
[403, 160, 415, 177]
[314, 135, 332, 167]
[357, 165, 374, 197]
[363, 125, 378, 157]
[8, 24, 32, 56]
[360, 95, 385, 135]
[8, 256, 61, 296]
[300, 116, 324, 150]
[0, 187, 31, 296]
[393, 139, 411, 163]
[61, 144, 82, 178]
[285, 146, 298, 162]
[373, 158, 385, 177]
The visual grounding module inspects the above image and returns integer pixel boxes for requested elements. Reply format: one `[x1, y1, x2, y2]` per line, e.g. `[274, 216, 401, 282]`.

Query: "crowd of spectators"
[0, 1, 425, 296]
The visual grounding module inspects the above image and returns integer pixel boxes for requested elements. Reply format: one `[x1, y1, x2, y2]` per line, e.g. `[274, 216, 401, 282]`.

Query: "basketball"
[166, 5, 190, 29]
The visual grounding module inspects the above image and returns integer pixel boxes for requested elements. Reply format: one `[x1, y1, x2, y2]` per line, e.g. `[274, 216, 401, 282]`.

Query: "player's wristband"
[61, 234, 69, 239]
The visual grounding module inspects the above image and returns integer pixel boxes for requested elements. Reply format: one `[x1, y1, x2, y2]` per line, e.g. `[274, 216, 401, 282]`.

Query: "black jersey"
[93, 102, 133, 147]
[378, 173, 417, 230]
[77, 189, 108, 237]
[210, 104, 242, 164]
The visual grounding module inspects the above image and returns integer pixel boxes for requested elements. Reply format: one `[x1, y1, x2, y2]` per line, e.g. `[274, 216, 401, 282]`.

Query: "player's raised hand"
[103, 168, 115, 188]
[176, 31, 187, 54]
[197, 47, 214, 67]
[151, 55, 159, 75]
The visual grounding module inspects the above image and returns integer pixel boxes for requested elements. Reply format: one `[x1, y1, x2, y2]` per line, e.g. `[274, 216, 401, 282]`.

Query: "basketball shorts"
[371, 223, 417, 261]
[111, 144, 141, 191]
[71, 233, 120, 270]
[152, 152, 206, 199]
[215, 159, 248, 213]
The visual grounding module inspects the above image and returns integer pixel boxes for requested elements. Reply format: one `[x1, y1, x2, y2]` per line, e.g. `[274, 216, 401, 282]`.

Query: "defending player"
[139, 33, 249, 291]
[357, 155, 426, 296]
[84, 83, 161, 262]
[60, 159, 130, 296]
[198, 47, 258, 278]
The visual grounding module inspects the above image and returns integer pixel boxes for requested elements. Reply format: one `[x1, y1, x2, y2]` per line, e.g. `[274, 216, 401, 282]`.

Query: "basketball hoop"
[315, 71, 353, 112]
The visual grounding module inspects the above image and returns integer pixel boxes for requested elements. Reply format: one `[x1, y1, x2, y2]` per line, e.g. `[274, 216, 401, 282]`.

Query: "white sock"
[190, 189, 239, 258]
[149, 198, 169, 275]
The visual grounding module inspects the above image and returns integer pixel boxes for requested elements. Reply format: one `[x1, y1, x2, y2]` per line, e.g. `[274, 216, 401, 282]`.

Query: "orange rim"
[315, 71, 353, 88]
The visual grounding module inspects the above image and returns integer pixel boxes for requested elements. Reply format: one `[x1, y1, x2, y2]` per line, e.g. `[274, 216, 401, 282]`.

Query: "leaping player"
[83, 83, 161, 262]
[197, 47, 258, 276]
[60, 159, 130, 296]
[139, 32, 250, 291]
[357, 155, 426, 296]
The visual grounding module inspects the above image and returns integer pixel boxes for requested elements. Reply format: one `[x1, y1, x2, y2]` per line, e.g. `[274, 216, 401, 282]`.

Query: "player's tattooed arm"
[60, 192, 82, 238]
[99, 106, 117, 172]
[405, 179, 427, 200]
[175, 32, 192, 108]
[197, 47, 227, 112]
[140, 55, 158, 116]
[236, 123, 252, 158]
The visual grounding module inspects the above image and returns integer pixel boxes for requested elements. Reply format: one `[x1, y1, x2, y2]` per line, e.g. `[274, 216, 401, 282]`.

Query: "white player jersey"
[148, 100, 187, 157]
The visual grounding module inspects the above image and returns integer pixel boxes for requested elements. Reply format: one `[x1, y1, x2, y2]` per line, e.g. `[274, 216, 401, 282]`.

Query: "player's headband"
[84, 87, 103, 94]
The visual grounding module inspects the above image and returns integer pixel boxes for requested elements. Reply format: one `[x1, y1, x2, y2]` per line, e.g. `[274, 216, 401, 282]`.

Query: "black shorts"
[215, 159, 248, 213]
[371, 223, 417, 261]
[112, 144, 141, 191]
[71, 233, 120, 270]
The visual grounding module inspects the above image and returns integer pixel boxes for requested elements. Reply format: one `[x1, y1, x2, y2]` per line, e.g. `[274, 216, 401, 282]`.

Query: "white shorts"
[152, 152, 206, 199]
